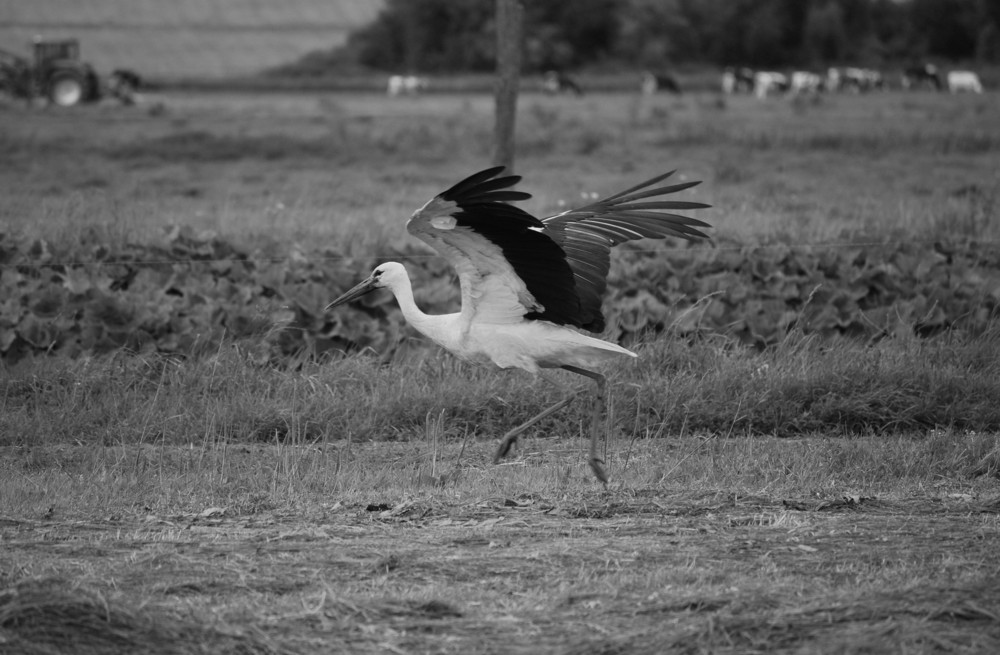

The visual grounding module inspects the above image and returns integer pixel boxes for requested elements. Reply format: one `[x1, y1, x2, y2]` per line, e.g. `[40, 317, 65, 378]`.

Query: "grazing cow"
[901, 63, 942, 91]
[641, 71, 682, 95]
[543, 70, 584, 96]
[827, 67, 883, 93]
[845, 68, 885, 92]
[753, 71, 788, 99]
[947, 71, 983, 94]
[387, 75, 427, 96]
[825, 67, 843, 91]
[721, 67, 755, 94]
[789, 71, 824, 95]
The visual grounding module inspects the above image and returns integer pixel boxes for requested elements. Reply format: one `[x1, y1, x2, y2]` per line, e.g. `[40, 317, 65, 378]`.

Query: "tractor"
[0, 37, 139, 107]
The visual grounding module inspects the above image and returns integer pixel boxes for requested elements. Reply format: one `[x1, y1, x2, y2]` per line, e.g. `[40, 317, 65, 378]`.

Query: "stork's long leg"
[493, 373, 577, 463]
[561, 365, 608, 485]
[493, 366, 609, 485]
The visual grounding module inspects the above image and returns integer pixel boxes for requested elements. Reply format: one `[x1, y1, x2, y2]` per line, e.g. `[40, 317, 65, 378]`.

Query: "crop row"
[1, 228, 997, 364]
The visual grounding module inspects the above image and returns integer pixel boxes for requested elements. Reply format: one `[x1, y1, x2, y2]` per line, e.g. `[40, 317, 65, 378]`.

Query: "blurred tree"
[909, 0, 981, 59]
[287, 0, 1000, 76]
[344, 0, 495, 72]
[676, 0, 741, 65]
[344, 0, 622, 72]
[803, 2, 848, 64]
[524, 0, 619, 69]
[978, 22, 1000, 62]
[868, 0, 912, 61]
[983, 0, 1000, 27]
[975, 0, 1000, 61]
[743, 1, 793, 67]
[613, 0, 725, 68]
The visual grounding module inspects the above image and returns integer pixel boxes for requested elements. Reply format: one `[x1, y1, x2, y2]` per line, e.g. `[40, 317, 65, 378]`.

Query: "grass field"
[0, 0, 383, 79]
[4, 89, 998, 246]
[2, 87, 1000, 653]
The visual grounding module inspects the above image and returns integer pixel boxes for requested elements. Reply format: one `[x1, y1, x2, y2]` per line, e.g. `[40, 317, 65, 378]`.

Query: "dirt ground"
[3, 484, 999, 654]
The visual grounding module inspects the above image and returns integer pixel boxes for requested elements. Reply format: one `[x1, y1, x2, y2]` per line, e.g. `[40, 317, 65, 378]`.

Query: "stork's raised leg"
[493, 366, 609, 485]
[493, 376, 577, 463]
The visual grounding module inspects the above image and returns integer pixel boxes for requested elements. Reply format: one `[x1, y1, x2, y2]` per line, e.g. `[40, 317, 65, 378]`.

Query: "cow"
[722, 67, 755, 94]
[543, 70, 584, 96]
[387, 75, 427, 96]
[846, 68, 884, 92]
[753, 71, 789, 99]
[947, 71, 983, 94]
[901, 63, 942, 91]
[641, 71, 682, 95]
[827, 67, 884, 93]
[789, 71, 824, 95]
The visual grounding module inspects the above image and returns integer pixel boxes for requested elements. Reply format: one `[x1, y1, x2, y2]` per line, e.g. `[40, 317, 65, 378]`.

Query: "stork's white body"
[327, 167, 710, 483]
[381, 261, 634, 373]
[418, 313, 637, 373]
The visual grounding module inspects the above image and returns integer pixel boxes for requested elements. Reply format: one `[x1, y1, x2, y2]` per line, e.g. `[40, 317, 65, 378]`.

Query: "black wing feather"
[414, 167, 711, 333]
[437, 167, 583, 326]
[542, 171, 712, 332]
[440, 167, 533, 209]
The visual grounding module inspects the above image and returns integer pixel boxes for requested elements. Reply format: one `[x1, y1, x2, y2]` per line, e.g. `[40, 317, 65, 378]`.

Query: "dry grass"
[2, 440, 999, 654]
[0, 577, 280, 654]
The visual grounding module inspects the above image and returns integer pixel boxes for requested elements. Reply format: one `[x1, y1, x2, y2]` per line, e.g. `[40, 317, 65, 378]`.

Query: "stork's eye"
[372, 269, 383, 278]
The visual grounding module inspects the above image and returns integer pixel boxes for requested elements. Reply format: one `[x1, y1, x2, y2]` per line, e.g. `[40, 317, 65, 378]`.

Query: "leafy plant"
[1, 229, 997, 365]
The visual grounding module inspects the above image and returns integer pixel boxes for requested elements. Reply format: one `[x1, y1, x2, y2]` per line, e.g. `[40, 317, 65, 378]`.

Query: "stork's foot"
[588, 456, 609, 486]
[493, 393, 577, 465]
[493, 434, 517, 463]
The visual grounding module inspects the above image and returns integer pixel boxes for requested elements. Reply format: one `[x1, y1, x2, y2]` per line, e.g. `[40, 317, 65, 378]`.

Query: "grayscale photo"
[2, 0, 998, 652]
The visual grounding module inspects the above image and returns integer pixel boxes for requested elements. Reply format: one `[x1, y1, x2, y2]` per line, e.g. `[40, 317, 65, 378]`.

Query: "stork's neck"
[385, 268, 465, 353]
[386, 270, 436, 334]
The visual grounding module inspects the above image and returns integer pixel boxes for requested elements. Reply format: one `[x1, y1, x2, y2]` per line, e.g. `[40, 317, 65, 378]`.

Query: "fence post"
[493, 0, 523, 174]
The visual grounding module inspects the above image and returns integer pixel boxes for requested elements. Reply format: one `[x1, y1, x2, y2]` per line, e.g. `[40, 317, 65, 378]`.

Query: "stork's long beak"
[326, 274, 380, 310]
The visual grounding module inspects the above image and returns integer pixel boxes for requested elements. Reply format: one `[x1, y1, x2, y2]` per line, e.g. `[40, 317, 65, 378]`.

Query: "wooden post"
[493, 0, 523, 173]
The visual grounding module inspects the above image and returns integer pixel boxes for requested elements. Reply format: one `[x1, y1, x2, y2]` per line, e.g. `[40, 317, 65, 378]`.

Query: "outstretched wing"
[406, 167, 583, 327]
[541, 171, 711, 332]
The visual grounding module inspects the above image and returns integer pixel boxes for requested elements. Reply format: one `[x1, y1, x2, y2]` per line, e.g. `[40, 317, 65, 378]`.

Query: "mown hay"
[0, 577, 281, 655]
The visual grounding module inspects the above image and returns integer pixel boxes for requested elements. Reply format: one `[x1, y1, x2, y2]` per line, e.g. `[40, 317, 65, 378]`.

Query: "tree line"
[326, 0, 1000, 73]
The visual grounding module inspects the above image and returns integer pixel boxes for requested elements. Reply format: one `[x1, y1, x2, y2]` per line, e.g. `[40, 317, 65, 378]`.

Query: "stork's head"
[326, 262, 407, 310]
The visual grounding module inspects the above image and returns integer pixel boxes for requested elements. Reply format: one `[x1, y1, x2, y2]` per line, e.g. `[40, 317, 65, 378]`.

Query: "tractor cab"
[33, 38, 81, 68]
[30, 37, 101, 106]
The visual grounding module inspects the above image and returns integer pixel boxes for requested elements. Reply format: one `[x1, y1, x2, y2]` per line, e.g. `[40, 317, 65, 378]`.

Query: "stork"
[326, 167, 711, 483]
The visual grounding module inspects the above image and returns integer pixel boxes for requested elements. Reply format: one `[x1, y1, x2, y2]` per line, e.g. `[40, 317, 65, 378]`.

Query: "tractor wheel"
[47, 70, 86, 107]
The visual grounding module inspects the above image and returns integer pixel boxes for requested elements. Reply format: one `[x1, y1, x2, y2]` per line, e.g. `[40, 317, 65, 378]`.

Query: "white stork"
[326, 167, 711, 483]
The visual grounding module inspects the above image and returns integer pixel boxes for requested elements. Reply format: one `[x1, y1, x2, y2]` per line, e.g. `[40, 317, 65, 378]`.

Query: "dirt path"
[3, 491, 999, 653]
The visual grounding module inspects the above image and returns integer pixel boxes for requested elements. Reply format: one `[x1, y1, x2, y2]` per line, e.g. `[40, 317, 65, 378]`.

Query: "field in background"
[0, 0, 382, 79]
[4, 88, 998, 245]
[2, 88, 1000, 652]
